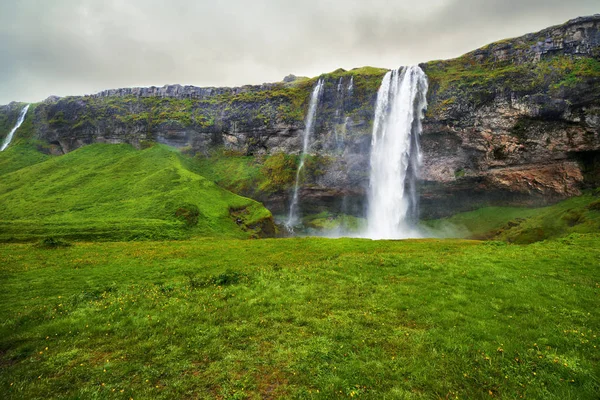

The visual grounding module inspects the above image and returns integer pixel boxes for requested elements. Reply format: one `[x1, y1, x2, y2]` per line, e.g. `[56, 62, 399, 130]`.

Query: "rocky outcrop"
[1, 16, 599, 219]
[419, 14, 600, 216]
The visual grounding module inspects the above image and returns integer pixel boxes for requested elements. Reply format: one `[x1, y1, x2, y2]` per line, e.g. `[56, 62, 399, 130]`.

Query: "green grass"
[496, 192, 600, 243]
[423, 206, 544, 239]
[188, 150, 329, 201]
[0, 142, 50, 175]
[424, 53, 600, 118]
[185, 150, 269, 199]
[0, 235, 598, 399]
[0, 143, 274, 241]
[322, 66, 389, 94]
[424, 192, 600, 243]
[302, 212, 366, 233]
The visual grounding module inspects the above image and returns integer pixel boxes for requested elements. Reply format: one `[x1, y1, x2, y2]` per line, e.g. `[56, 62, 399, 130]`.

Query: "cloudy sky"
[0, 0, 597, 104]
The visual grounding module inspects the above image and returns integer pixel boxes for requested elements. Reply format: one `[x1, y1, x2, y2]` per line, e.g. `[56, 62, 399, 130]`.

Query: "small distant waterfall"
[286, 78, 325, 230]
[348, 76, 354, 92]
[1, 104, 30, 152]
[334, 77, 350, 148]
[366, 66, 428, 239]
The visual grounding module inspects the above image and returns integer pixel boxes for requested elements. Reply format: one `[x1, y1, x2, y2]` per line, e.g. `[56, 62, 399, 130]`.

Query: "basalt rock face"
[19, 68, 386, 216]
[29, 83, 297, 155]
[419, 14, 600, 217]
[2, 16, 600, 219]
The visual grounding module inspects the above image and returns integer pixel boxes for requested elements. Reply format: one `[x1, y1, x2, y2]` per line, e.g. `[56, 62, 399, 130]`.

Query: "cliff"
[1, 15, 599, 219]
[421, 14, 600, 216]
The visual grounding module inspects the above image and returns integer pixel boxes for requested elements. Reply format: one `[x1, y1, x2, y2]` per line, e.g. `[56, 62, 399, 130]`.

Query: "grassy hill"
[0, 142, 50, 176]
[424, 191, 600, 243]
[0, 235, 598, 399]
[0, 143, 275, 241]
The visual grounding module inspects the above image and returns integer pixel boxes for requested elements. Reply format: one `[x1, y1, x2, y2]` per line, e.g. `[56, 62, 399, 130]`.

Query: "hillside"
[424, 190, 600, 242]
[0, 141, 50, 175]
[0, 143, 275, 241]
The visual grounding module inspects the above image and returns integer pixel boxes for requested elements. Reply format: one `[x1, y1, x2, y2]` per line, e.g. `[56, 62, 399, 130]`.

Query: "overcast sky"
[0, 0, 597, 104]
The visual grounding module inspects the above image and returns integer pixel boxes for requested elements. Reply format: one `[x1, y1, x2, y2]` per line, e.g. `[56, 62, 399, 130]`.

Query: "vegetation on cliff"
[188, 148, 333, 203]
[7, 65, 385, 156]
[186, 149, 298, 200]
[0, 143, 275, 241]
[425, 54, 600, 117]
[423, 15, 600, 121]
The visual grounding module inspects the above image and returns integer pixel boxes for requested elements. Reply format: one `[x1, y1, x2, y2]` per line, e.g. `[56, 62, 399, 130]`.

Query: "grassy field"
[0, 143, 274, 241]
[1, 142, 598, 398]
[424, 191, 600, 243]
[0, 235, 598, 399]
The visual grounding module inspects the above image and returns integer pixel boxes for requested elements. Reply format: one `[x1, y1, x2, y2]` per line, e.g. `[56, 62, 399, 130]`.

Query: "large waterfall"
[366, 66, 428, 239]
[286, 78, 324, 230]
[1, 104, 30, 152]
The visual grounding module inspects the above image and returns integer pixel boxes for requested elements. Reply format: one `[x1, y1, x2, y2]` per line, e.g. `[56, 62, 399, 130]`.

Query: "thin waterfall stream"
[1, 104, 30, 152]
[286, 79, 324, 231]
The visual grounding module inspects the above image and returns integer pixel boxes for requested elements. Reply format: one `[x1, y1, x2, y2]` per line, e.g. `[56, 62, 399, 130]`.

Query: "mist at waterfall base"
[282, 66, 458, 240]
[1, 104, 30, 152]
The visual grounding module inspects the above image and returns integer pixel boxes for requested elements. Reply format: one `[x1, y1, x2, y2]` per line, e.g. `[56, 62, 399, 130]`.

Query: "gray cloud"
[0, 0, 597, 104]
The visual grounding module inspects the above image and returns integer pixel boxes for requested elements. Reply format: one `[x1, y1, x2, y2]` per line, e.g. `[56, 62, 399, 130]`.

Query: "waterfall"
[348, 76, 354, 92]
[365, 66, 428, 239]
[334, 77, 348, 147]
[1, 104, 30, 152]
[286, 78, 325, 230]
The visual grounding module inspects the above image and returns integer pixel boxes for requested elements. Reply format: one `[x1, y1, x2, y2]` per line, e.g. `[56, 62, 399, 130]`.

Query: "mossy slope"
[425, 191, 600, 243]
[0, 143, 274, 241]
[0, 142, 50, 175]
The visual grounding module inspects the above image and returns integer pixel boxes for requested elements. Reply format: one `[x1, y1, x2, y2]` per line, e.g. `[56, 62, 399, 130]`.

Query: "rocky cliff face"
[420, 14, 600, 216]
[1, 15, 599, 219]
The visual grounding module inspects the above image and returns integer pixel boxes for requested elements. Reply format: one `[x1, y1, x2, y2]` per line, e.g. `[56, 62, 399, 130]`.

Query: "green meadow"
[1, 236, 599, 399]
[0, 142, 599, 399]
